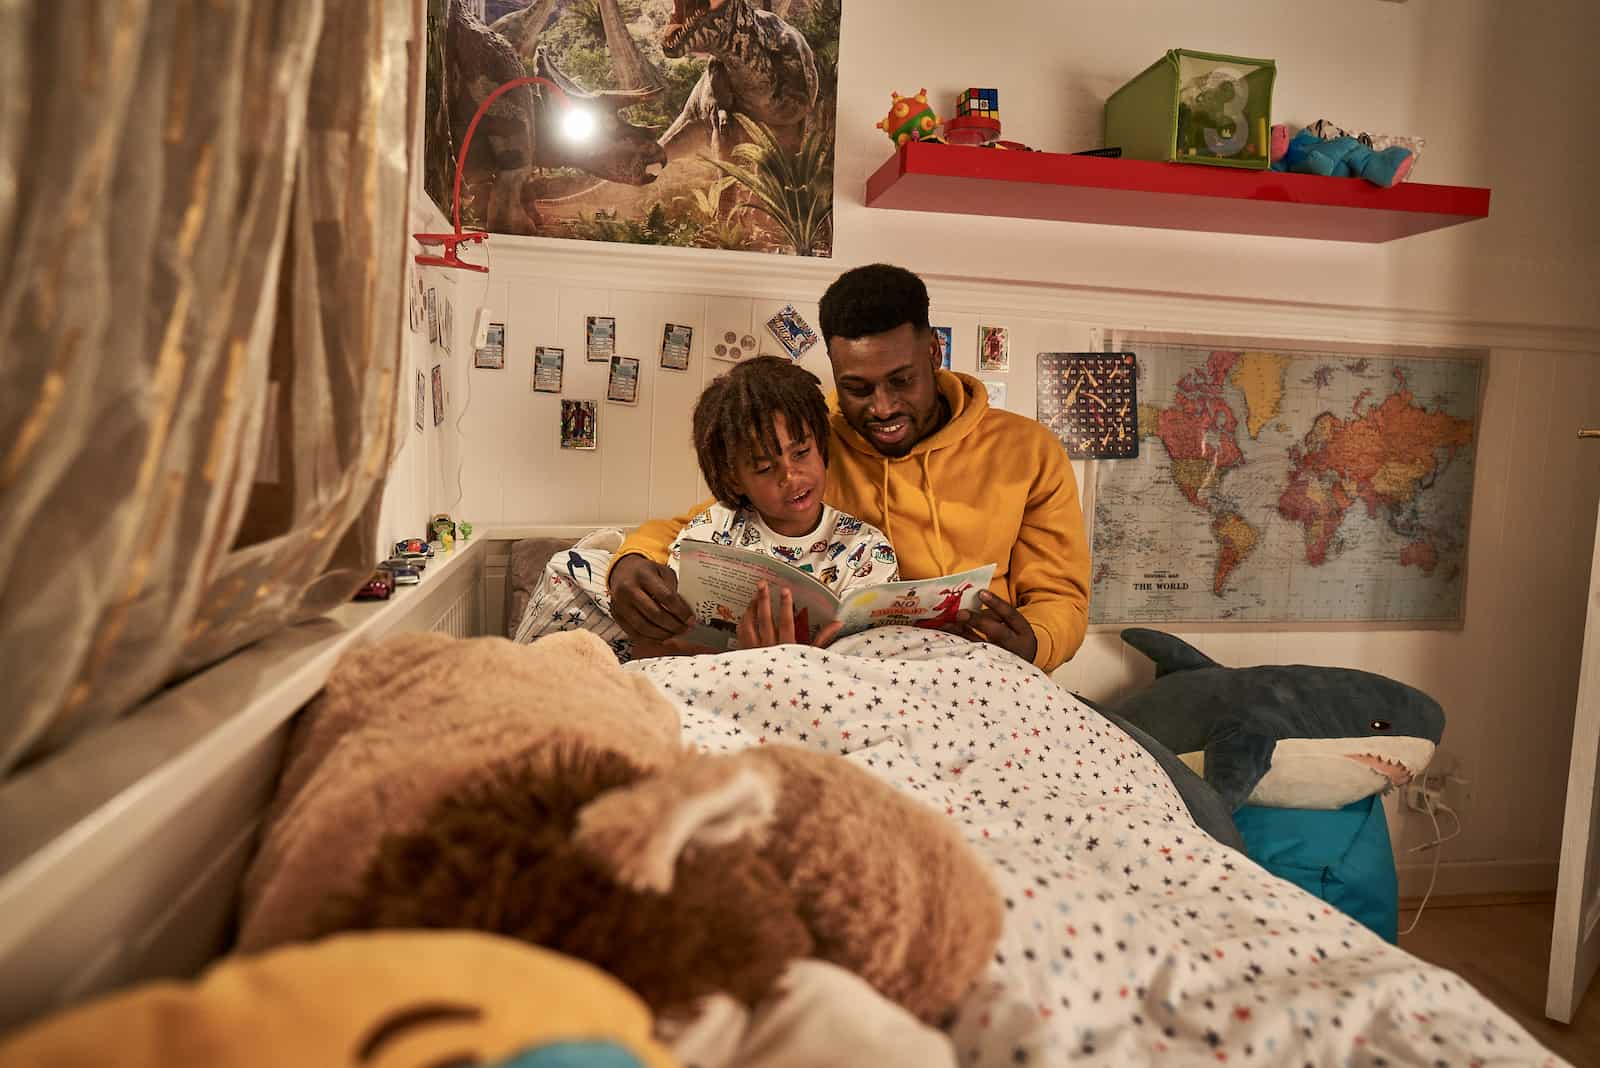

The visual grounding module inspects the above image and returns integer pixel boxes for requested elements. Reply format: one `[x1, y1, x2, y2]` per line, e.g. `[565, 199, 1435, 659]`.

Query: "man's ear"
[925, 328, 943, 374]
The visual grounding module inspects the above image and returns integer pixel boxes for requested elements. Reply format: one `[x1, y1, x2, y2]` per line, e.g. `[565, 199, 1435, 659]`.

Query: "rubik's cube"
[956, 88, 999, 120]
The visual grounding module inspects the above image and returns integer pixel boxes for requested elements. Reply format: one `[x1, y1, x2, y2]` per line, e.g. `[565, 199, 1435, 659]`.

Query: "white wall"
[390, 0, 1600, 895]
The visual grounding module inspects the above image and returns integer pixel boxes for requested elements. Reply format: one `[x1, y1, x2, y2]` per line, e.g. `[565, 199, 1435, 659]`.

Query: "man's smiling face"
[828, 323, 945, 458]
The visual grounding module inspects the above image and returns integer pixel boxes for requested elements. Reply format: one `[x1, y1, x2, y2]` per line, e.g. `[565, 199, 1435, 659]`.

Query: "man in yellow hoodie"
[609, 263, 1091, 672]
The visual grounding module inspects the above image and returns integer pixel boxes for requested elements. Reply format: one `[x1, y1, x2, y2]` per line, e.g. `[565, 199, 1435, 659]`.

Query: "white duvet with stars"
[629, 626, 1563, 1068]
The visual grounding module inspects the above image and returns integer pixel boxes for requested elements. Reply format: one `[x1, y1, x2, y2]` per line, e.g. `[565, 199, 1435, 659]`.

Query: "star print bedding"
[630, 627, 1565, 1068]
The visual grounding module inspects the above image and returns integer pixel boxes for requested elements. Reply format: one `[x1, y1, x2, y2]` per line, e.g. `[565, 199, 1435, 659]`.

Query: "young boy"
[669, 356, 898, 648]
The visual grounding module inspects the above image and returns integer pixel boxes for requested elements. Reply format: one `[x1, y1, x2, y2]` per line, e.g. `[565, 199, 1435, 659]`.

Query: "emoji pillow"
[0, 931, 676, 1068]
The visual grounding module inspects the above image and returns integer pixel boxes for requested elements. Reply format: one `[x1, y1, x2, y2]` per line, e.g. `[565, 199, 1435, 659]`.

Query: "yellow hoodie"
[615, 372, 1091, 671]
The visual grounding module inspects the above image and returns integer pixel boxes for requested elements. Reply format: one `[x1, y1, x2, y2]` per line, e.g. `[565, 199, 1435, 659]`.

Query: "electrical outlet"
[1404, 781, 1440, 813]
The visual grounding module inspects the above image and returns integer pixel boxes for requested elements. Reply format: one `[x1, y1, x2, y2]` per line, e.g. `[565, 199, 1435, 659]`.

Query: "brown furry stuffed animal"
[239, 630, 1001, 1025]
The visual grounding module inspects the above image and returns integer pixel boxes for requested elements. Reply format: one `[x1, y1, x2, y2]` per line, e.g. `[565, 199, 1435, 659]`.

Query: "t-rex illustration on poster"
[427, 0, 839, 256]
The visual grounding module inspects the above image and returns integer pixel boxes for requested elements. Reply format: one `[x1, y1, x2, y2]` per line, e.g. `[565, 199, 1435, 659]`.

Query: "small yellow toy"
[876, 88, 940, 145]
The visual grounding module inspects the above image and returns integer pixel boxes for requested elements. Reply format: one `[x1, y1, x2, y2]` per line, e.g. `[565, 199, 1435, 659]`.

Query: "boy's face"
[828, 322, 945, 458]
[730, 414, 827, 537]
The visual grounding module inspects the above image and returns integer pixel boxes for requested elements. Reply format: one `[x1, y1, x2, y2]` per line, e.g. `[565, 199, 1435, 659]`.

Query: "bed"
[0, 531, 1570, 1066]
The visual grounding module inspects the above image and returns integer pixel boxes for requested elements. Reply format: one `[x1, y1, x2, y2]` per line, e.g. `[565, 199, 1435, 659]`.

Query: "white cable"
[1399, 794, 1460, 936]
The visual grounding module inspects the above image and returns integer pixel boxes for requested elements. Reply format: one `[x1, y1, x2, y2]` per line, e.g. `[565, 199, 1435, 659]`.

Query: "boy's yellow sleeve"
[608, 498, 715, 582]
[1011, 447, 1091, 673]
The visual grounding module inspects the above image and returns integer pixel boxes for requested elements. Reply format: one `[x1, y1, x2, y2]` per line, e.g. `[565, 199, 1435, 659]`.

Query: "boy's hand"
[947, 591, 1038, 663]
[737, 583, 843, 651]
[609, 555, 695, 641]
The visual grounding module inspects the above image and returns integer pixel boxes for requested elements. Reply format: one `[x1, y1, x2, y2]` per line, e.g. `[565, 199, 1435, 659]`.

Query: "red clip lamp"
[414, 75, 578, 273]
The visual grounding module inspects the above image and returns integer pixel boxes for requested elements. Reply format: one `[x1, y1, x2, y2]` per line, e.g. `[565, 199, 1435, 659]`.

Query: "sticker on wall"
[979, 377, 1008, 411]
[660, 323, 693, 371]
[440, 297, 454, 355]
[560, 399, 598, 450]
[1036, 352, 1140, 459]
[607, 355, 641, 404]
[766, 304, 820, 361]
[533, 346, 564, 393]
[414, 369, 425, 431]
[430, 364, 445, 426]
[979, 325, 1009, 372]
[586, 316, 616, 362]
[710, 329, 758, 364]
[474, 322, 506, 369]
[934, 326, 953, 369]
[409, 276, 424, 334]
[425, 287, 439, 343]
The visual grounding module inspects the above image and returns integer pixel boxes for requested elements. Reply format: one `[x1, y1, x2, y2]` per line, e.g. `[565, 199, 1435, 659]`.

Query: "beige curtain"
[0, 1, 419, 775]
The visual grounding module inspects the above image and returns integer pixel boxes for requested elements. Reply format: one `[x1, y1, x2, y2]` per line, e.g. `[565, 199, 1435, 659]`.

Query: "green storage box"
[1105, 49, 1276, 169]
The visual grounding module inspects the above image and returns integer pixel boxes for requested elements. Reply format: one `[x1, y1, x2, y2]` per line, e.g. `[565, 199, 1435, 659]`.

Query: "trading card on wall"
[1036, 351, 1139, 459]
[933, 326, 953, 369]
[586, 315, 616, 362]
[414, 369, 425, 431]
[473, 321, 506, 369]
[980, 377, 1008, 411]
[426, 288, 439, 343]
[978, 325, 1009, 372]
[408, 277, 424, 333]
[660, 323, 693, 370]
[532, 346, 564, 393]
[560, 399, 598, 450]
[441, 298, 454, 354]
[710, 328, 757, 363]
[430, 364, 445, 426]
[765, 304, 819, 360]
[607, 355, 641, 404]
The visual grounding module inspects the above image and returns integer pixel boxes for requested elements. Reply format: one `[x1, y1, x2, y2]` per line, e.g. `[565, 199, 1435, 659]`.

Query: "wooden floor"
[1398, 897, 1599, 1066]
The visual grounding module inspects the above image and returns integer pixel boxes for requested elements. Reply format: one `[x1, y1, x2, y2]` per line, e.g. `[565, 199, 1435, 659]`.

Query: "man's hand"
[948, 590, 1038, 663]
[737, 583, 843, 651]
[608, 554, 695, 642]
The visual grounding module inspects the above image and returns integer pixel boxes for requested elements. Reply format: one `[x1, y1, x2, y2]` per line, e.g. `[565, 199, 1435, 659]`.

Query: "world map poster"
[1090, 337, 1485, 625]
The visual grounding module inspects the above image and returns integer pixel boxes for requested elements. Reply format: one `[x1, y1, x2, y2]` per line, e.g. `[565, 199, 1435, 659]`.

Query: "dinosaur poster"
[428, 0, 840, 257]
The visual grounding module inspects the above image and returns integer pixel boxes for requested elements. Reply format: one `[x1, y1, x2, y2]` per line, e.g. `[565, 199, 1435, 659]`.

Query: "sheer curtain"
[0, 1, 420, 775]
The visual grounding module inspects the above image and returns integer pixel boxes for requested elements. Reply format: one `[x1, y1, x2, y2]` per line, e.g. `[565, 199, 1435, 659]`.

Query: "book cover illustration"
[676, 540, 996, 651]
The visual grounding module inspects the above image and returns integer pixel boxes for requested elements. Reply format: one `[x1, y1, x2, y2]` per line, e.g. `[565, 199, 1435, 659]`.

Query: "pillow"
[505, 536, 580, 637]
[512, 529, 630, 660]
[1232, 794, 1399, 943]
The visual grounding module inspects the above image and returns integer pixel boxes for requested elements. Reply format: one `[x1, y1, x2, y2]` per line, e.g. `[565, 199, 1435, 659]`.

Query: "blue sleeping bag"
[1232, 795, 1399, 943]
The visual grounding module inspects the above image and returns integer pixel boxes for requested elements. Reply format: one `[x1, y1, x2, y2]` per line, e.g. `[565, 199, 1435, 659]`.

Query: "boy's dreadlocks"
[692, 356, 832, 508]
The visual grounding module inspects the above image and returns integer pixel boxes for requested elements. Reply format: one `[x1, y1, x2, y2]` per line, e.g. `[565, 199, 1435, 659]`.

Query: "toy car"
[394, 538, 433, 559]
[377, 560, 422, 585]
[353, 571, 393, 601]
[380, 555, 425, 572]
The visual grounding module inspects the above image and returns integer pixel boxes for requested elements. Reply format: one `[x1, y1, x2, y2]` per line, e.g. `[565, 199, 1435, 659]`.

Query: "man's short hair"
[691, 356, 832, 508]
[818, 263, 931, 344]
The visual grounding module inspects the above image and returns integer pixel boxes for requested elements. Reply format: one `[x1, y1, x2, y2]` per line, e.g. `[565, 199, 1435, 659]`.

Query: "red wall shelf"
[864, 142, 1490, 243]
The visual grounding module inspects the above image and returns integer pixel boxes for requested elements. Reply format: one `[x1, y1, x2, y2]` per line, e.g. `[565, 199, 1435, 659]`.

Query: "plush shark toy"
[1107, 629, 1444, 813]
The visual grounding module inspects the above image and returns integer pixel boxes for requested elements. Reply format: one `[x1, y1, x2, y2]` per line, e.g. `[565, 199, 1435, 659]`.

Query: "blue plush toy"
[1106, 628, 1444, 813]
[1273, 128, 1415, 187]
[1095, 629, 1446, 943]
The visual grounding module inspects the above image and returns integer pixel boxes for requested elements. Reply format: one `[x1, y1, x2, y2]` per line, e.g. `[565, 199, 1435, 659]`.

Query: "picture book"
[676, 540, 996, 651]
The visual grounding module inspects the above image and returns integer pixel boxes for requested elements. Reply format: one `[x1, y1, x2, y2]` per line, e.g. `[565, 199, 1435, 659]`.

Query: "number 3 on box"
[1203, 71, 1249, 157]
